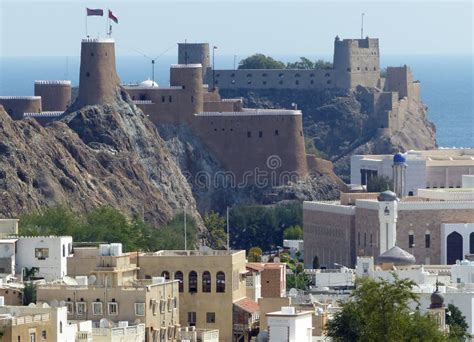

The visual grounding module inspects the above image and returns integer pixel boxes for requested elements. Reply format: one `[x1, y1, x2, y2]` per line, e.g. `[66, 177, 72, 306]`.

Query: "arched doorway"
[447, 232, 463, 264]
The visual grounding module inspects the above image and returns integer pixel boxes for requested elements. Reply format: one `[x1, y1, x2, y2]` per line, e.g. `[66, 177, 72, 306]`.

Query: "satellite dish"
[88, 275, 97, 285]
[49, 300, 58, 308]
[100, 318, 112, 328]
[261, 255, 269, 262]
[59, 300, 66, 307]
[63, 276, 78, 286]
[28, 303, 36, 308]
[289, 288, 298, 297]
[274, 257, 280, 263]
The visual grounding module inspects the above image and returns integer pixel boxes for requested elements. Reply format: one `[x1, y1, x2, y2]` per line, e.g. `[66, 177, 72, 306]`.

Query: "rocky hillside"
[158, 124, 340, 213]
[219, 87, 437, 180]
[0, 87, 202, 228]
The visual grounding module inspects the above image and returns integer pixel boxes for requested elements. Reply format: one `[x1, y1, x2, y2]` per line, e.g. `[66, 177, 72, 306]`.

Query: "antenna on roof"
[361, 13, 365, 39]
[131, 44, 175, 86]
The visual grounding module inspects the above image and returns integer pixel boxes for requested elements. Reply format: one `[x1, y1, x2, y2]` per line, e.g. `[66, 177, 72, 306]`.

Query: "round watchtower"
[34, 80, 72, 111]
[178, 43, 210, 70]
[0, 96, 42, 120]
[76, 38, 120, 108]
[170, 64, 204, 120]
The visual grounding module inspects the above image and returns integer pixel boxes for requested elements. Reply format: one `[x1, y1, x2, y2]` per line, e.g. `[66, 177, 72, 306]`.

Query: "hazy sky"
[0, 0, 472, 57]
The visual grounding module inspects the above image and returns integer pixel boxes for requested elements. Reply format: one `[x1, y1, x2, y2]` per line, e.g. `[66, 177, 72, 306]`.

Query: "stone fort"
[0, 36, 422, 187]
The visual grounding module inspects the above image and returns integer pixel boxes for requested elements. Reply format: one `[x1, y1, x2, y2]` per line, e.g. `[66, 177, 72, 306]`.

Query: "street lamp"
[212, 46, 218, 89]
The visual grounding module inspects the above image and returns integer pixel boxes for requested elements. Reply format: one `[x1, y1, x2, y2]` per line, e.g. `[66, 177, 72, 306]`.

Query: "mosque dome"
[430, 290, 445, 309]
[377, 190, 398, 202]
[393, 153, 406, 165]
[375, 246, 416, 266]
[139, 79, 159, 88]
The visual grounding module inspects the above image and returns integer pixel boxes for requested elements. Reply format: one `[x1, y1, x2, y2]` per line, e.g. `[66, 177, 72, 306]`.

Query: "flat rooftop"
[142, 250, 242, 257]
[355, 148, 474, 163]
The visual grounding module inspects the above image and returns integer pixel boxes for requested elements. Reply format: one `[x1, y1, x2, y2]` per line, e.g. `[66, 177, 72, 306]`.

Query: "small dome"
[377, 190, 398, 202]
[139, 79, 159, 88]
[393, 153, 406, 164]
[375, 246, 415, 266]
[430, 290, 444, 309]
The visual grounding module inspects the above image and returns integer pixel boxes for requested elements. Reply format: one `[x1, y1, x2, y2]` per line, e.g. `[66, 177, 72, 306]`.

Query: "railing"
[76, 331, 92, 340]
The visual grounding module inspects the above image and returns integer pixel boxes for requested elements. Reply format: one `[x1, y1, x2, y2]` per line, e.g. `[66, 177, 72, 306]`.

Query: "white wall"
[15, 236, 73, 281]
[441, 224, 474, 264]
[268, 311, 312, 342]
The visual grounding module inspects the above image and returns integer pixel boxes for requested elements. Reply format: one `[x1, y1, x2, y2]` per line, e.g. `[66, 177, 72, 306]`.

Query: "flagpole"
[106, 9, 109, 37]
[85, 11, 88, 38]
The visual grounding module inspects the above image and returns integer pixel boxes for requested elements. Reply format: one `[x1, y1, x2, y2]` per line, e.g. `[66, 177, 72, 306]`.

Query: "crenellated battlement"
[170, 63, 202, 69]
[0, 96, 41, 100]
[24, 111, 64, 118]
[82, 38, 114, 43]
[196, 109, 301, 117]
[34, 80, 71, 86]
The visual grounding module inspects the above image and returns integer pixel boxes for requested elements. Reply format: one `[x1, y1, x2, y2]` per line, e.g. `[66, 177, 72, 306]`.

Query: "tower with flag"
[108, 9, 118, 36]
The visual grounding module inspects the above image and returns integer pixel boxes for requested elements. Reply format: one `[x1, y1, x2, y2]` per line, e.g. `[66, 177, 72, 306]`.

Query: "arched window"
[189, 271, 198, 293]
[175, 271, 183, 292]
[216, 272, 225, 293]
[447, 232, 463, 264]
[202, 271, 211, 293]
[161, 271, 170, 280]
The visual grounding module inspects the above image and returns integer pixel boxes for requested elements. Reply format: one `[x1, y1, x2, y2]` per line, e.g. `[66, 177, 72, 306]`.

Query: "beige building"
[37, 245, 180, 341]
[133, 250, 258, 342]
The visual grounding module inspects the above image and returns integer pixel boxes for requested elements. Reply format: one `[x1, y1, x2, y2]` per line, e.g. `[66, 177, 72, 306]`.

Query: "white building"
[351, 149, 474, 196]
[15, 236, 73, 281]
[266, 307, 312, 342]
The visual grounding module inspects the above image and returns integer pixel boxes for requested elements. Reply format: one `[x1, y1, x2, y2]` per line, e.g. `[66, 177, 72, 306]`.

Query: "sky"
[0, 0, 472, 57]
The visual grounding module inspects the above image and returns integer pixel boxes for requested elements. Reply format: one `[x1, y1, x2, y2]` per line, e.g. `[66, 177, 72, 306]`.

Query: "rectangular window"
[425, 234, 431, 248]
[259, 131, 263, 138]
[108, 302, 118, 316]
[188, 311, 196, 325]
[206, 312, 216, 323]
[92, 302, 103, 315]
[169, 96, 172, 103]
[41, 331, 46, 339]
[152, 299, 158, 316]
[160, 299, 166, 314]
[66, 302, 74, 314]
[162, 96, 165, 103]
[76, 302, 87, 316]
[409, 235, 414, 248]
[135, 303, 145, 316]
[29, 332, 35, 342]
[358, 232, 361, 246]
[35, 248, 49, 260]
[247, 131, 251, 138]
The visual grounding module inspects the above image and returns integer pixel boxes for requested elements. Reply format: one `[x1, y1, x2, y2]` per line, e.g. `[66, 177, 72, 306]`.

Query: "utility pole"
[212, 46, 217, 89]
[361, 13, 365, 39]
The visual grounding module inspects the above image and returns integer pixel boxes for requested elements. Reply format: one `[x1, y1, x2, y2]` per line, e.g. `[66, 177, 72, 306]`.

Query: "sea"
[0, 54, 472, 148]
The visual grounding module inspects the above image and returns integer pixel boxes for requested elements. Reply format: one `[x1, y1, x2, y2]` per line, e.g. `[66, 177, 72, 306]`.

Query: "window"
[191, 96, 194, 103]
[246, 73, 252, 78]
[189, 271, 197, 293]
[279, 80, 283, 85]
[86, 72, 90, 77]
[135, 302, 145, 316]
[160, 299, 166, 313]
[358, 232, 361, 246]
[247, 131, 251, 138]
[76, 302, 86, 316]
[60, 322, 63, 334]
[35, 248, 49, 260]
[175, 271, 183, 292]
[161, 271, 170, 280]
[108, 302, 118, 315]
[162, 96, 165, 103]
[327, 80, 331, 84]
[62, 245, 65, 257]
[408, 230, 414, 248]
[92, 301, 103, 315]
[364, 232, 367, 246]
[247, 81, 252, 85]
[202, 271, 211, 293]
[207, 312, 216, 323]
[169, 96, 172, 103]
[66, 302, 74, 314]
[216, 271, 225, 293]
[310, 80, 314, 85]
[408, 191, 414, 196]
[29, 332, 35, 342]
[274, 130, 279, 136]
[167, 326, 174, 340]
[425, 230, 431, 248]
[151, 299, 158, 315]
[188, 312, 196, 325]
[295, 80, 299, 85]
[41, 331, 46, 339]
[259, 131, 263, 138]
[263, 81, 267, 85]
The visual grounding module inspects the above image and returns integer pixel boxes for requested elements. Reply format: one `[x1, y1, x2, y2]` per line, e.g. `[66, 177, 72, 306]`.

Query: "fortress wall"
[210, 69, 335, 90]
[203, 101, 236, 112]
[170, 65, 204, 121]
[34, 81, 71, 111]
[191, 112, 308, 184]
[77, 39, 120, 107]
[0, 97, 42, 120]
[385, 66, 412, 99]
[306, 155, 346, 189]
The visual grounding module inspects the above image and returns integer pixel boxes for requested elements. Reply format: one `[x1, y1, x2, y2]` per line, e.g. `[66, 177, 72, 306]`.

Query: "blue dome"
[393, 153, 406, 164]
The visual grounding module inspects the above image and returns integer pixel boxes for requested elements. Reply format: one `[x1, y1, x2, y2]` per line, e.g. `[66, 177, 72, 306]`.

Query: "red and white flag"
[108, 10, 118, 24]
[86, 8, 103, 16]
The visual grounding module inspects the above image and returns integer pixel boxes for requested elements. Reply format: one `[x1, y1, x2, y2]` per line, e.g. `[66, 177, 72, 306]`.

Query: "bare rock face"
[0, 87, 202, 228]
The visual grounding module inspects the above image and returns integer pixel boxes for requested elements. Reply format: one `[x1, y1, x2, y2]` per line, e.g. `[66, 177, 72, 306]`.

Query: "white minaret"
[377, 191, 399, 254]
[392, 153, 407, 198]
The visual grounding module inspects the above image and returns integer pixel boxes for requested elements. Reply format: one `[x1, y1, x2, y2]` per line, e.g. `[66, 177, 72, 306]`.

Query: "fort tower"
[178, 43, 210, 77]
[34, 80, 72, 112]
[169, 64, 204, 121]
[76, 38, 120, 108]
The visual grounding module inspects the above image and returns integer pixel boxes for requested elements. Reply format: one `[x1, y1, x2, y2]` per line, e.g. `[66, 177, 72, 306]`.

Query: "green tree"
[367, 175, 393, 193]
[326, 276, 447, 341]
[248, 247, 263, 262]
[23, 282, 37, 305]
[313, 59, 333, 69]
[283, 225, 303, 240]
[446, 304, 469, 340]
[286, 57, 315, 69]
[203, 211, 227, 249]
[23, 267, 39, 281]
[238, 54, 285, 69]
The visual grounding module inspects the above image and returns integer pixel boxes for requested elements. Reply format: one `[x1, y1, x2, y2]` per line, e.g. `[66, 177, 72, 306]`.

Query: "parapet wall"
[0, 96, 42, 120]
[34, 80, 71, 111]
[191, 110, 308, 185]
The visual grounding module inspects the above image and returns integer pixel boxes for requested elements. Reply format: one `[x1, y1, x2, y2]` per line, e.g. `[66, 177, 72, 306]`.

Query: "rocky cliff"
[219, 87, 437, 180]
[0, 87, 202, 228]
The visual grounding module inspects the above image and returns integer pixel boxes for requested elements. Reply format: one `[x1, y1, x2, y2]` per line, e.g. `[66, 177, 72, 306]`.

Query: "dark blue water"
[0, 55, 472, 147]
